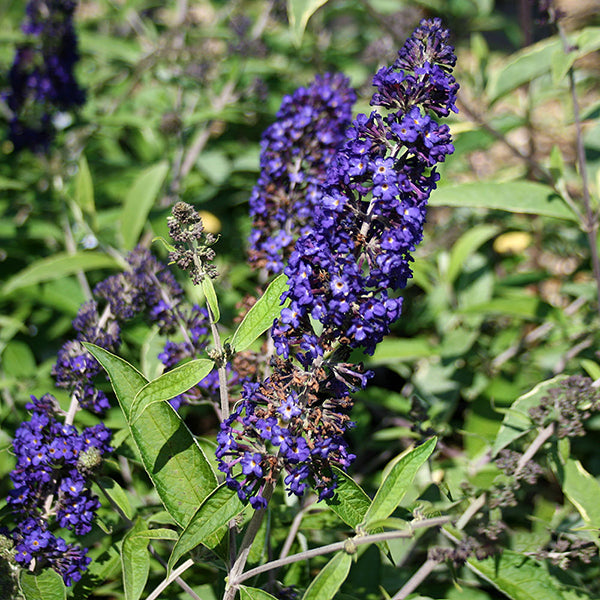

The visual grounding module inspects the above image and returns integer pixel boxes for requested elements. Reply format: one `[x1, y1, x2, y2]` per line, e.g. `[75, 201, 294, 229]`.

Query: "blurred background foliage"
[2, 0, 600, 598]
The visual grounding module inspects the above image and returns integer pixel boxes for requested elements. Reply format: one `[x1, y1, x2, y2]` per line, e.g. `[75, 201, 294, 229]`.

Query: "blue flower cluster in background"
[248, 73, 356, 275]
[5, 0, 85, 152]
[217, 18, 458, 509]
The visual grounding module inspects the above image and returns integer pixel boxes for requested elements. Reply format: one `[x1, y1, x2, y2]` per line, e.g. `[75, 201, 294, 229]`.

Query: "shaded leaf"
[363, 438, 436, 529]
[446, 224, 500, 285]
[231, 273, 288, 352]
[430, 182, 576, 221]
[468, 550, 566, 600]
[119, 161, 169, 251]
[326, 467, 371, 529]
[560, 459, 600, 529]
[3, 252, 120, 295]
[202, 277, 220, 323]
[302, 552, 352, 600]
[121, 518, 150, 600]
[97, 476, 135, 521]
[84, 344, 217, 527]
[130, 358, 214, 423]
[74, 154, 95, 216]
[287, 0, 330, 45]
[168, 483, 244, 572]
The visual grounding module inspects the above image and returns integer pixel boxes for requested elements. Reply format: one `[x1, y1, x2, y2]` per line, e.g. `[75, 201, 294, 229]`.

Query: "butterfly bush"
[4, 248, 186, 585]
[248, 73, 356, 276]
[5, 0, 85, 151]
[217, 18, 458, 508]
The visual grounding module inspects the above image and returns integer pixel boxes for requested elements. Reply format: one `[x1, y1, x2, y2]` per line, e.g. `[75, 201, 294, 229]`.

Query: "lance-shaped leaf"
[121, 518, 151, 600]
[119, 161, 169, 251]
[287, 0, 330, 45]
[326, 467, 371, 529]
[130, 358, 214, 423]
[84, 344, 217, 528]
[240, 587, 279, 600]
[430, 182, 576, 221]
[230, 273, 289, 352]
[20, 569, 66, 600]
[468, 550, 566, 600]
[74, 154, 95, 217]
[302, 552, 352, 600]
[3, 252, 120, 296]
[202, 277, 220, 323]
[362, 437, 436, 529]
[168, 483, 245, 572]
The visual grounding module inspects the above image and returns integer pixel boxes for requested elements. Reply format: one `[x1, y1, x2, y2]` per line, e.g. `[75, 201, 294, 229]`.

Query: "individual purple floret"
[5, 0, 86, 151]
[7, 395, 110, 585]
[219, 18, 457, 507]
[248, 73, 356, 275]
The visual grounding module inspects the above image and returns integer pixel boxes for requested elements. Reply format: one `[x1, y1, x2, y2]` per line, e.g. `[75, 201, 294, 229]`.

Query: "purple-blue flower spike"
[248, 73, 356, 275]
[217, 18, 457, 509]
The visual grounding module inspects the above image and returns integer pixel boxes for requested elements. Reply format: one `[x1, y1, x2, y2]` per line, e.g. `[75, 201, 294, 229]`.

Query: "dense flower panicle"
[5, 0, 85, 151]
[248, 73, 356, 275]
[216, 358, 358, 506]
[7, 395, 110, 585]
[274, 18, 457, 360]
[218, 18, 457, 506]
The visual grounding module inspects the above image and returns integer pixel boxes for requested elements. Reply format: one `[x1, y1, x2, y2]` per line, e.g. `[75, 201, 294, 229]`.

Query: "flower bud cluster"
[248, 73, 356, 275]
[168, 202, 218, 285]
[529, 375, 600, 438]
[7, 395, 111, 585]
[5, 0, 85, 151]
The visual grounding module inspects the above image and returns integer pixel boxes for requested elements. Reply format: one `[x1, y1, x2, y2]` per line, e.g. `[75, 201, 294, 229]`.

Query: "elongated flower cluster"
[218, 18, 457, 507]
[5, 0, 85, 151]
[248, 73, 356, 275]
[54, 248, 183, 413]
[274, 18, 458, 360]
[7, 394, 111, 585]
[6, 247, 184, 585]
[217, 358, 357, 506]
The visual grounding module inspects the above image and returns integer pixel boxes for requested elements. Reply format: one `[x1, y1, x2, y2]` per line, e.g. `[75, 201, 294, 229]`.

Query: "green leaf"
[560, 459, 600, 529]
[446, 224, 500, 285]
[287, 0, 330, 45]
[486, 36, 562, 103]
[74, 154, 95, 216]
[0, 175, 26, 190]
[202, 277, 220, 323]
[168, 483, 244, 572]
[581, 358, 600, 380]
[84, 344, 217, 527]
[119, 161, 169, 251]
[301, 552, 352, 600]
[362, 438, 436, 529]
[2, 252, 120, 295]
[368, 337, 436, 364]
[19, 569, 66, 600]
[551, 27, 600, 84]
[430, 182, 576, 221]
[326, 467, 371, 529]
[492, 376, 568, 456]
[121, 518, 150, 600]
[97, 476, 135, 521]
[130, 358, 214, 423]
[468, 550, 566, 600]
[240, 587, 279, 600]
[231, 273, 288, 352]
